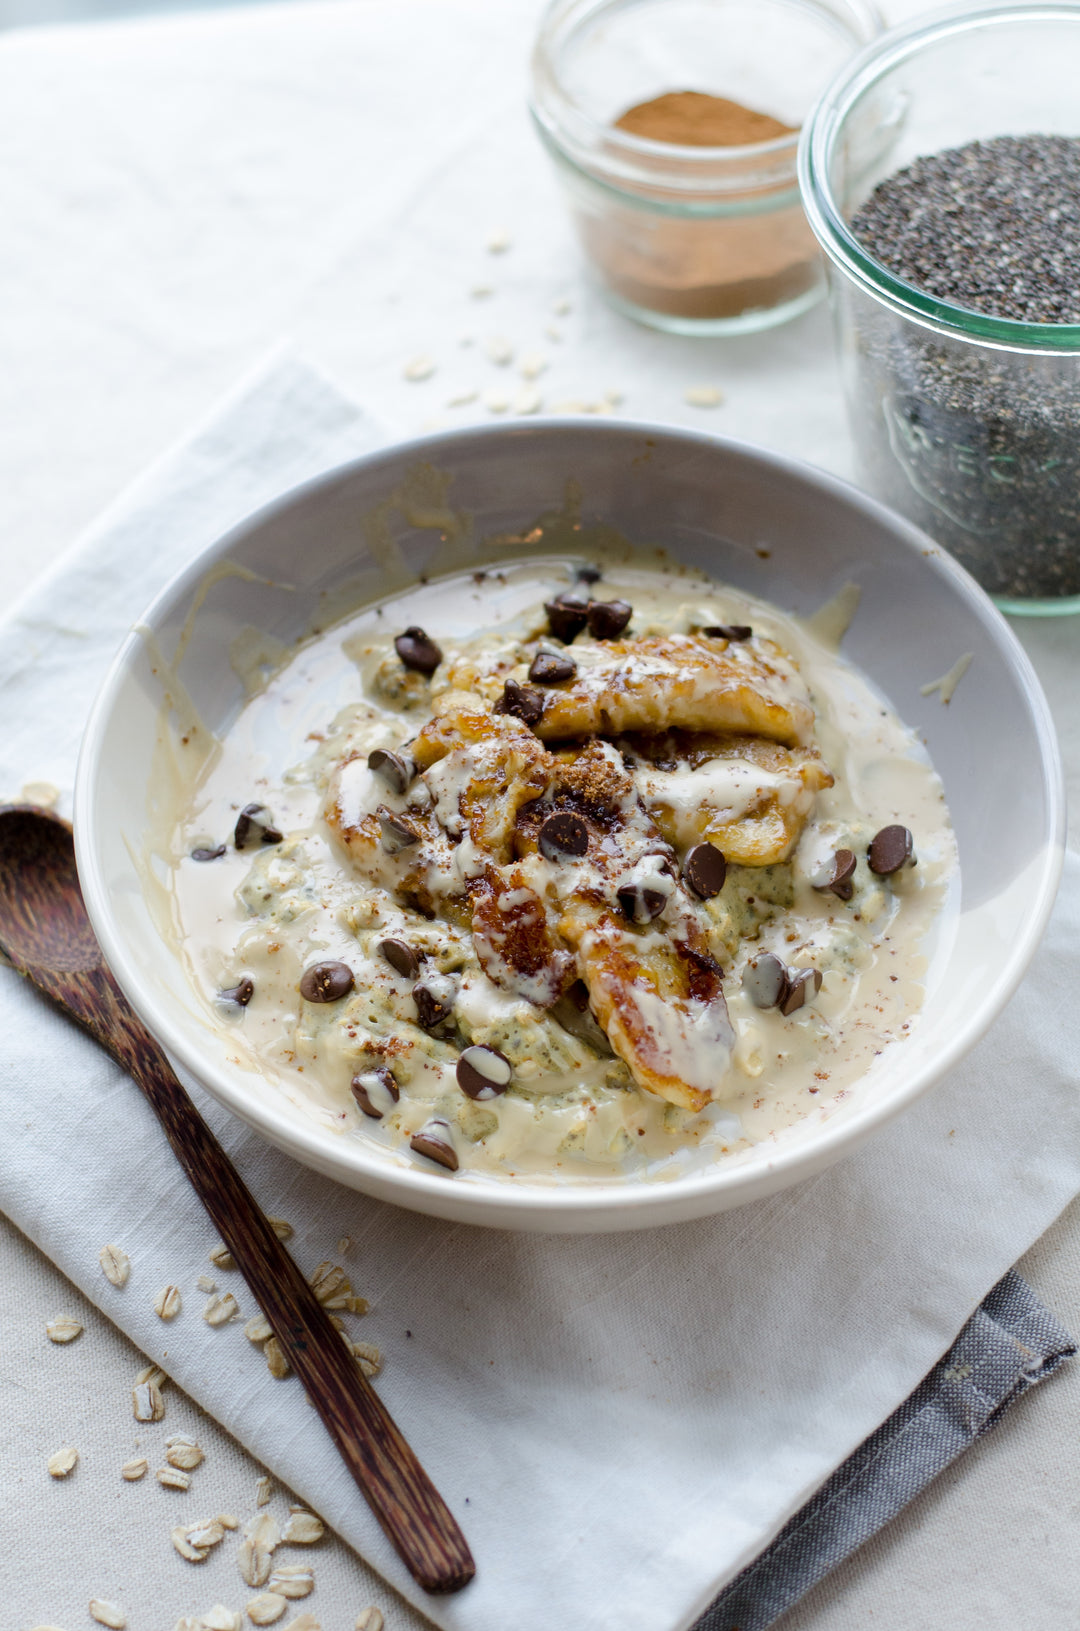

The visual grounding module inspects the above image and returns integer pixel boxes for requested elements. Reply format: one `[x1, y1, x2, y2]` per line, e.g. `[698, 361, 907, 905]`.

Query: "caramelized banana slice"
[534, 633, 814, 746]
[622, 731, 833, 866]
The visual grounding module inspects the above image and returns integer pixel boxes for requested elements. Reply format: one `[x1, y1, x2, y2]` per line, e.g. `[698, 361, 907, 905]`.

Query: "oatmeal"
[167, 557, 955, 1183]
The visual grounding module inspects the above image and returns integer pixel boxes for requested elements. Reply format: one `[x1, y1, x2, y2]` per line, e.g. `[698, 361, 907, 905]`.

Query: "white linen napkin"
[1, 353, 1077, 1631]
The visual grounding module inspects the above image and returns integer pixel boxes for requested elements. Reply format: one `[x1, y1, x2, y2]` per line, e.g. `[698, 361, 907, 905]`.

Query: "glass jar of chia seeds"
[799, 2, 1080, 614]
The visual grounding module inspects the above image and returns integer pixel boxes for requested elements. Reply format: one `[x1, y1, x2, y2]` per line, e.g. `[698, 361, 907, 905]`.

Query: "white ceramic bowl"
[74, 422, 1064, 1232]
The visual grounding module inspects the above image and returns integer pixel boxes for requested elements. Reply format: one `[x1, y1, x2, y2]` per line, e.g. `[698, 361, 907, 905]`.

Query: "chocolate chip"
[576, 564, 603, 585]
[233, 803, 283, 849]
[218, 976, 254, 1008]
[868, 825, 916, 876]
[742, 953, 789, 1010]
[394, 626, 442, 674]
[703, 624, 753, 641]
[494, 678, 546, 727]
[538, 810, 589, 860]
[410, 1117, 459, 1171]
[457, 1044, 512, 1101]
[351, 1065, 400, 1120]
[780, 966, 823, 1016]
[378, 938, 421, 980]
[413, 977, 455, 1030]
[191, 844, 226, 862]
[299, 961, 355, 1003]
[586, 599, 632, 640]
[812, 848, 857, 902]
[682, 842, 727, 899]
[544, 593, 590, 642]
[378, 806, 420, 853]
[367, 748, 415, 795]
[528, 651, 577, 684]
[617, 880, 669, 925]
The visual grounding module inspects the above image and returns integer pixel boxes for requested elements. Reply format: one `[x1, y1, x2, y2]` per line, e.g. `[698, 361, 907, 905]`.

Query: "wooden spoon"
[0, 804, 475, 1595]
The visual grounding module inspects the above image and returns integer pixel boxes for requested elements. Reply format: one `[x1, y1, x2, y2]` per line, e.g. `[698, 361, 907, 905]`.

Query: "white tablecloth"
[1, 4, 1078, 1630]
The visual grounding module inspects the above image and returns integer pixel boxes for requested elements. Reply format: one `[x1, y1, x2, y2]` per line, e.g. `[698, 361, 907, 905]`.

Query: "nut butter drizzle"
[165, 557, 956, 1184]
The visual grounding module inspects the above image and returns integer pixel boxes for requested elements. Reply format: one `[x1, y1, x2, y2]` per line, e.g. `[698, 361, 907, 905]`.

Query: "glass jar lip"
[799, 0, 1080, 354]
[530, 0, 884, 193]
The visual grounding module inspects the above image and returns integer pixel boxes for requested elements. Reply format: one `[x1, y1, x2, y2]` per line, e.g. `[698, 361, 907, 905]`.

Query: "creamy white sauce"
[162, 556, 957, 1186]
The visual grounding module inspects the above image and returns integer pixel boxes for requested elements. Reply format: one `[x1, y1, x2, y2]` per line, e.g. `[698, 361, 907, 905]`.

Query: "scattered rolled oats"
[545, 324, 563, 342]
[603, 387, 625, 407]
[519, 352, 549, 380]
[280, 1510, 323, 1546]
[245, 1314, 274, 1345]
[683, 384, 725, 408]
[469, 283, 493, 298]
[47, 1445, 78, 1478]
[154, 1284, 183, 1321]
[512, 386, 542, 416]
[350, 1340, 382, 1378]
[217, 1512, 240, 1530]
[157, 1467, 192, 1491]
[282, 1617, 320, 1631]
[246, 1594, 287, 1626]
[483, 388, 510, 414]
[166, 1434, 205, 1471]
[267, 1565, 314, 1599]
[552, 295, 573, 315]
[89, 1601, 127, 1629]
[486, 225, 512, 252]
[204, 1292, 240, 1327]
[264, 1336, 290, 1379]
[135, 1363, 168, 1387]
[209, 1243, 236, 1270]
[133, 1380, 165, 1422]
[121, 1458, 148, 1480]
[45, 1314, 83, 1343]
[202, 1609, 242, 1631]
[484, 335, 513, 366]
[172, 1518, 226, 1562]
[446, 389, 479, 409]
[308, 1261, 347, 1302]
[256, 1475, 274, 1507]
[321, 1291, 369, 1315]
[239, 1512, 280, 1587]
[99, 1243, 131, 1287]
[197, 1274, 217, 1293]
[174, 1620, 202, 1631]
[337, 1235, 353, 1255]
[355, 1611, 384, 1631]
[267, 1217, 294, 1242]
[403, 356, 436, 383]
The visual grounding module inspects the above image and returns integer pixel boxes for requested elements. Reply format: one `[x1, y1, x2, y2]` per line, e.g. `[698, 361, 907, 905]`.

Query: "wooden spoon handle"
[84, 966, 475, 1593]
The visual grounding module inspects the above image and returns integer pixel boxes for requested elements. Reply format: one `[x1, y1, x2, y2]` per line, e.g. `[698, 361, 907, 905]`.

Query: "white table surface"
[1, 3, 1077, 1628]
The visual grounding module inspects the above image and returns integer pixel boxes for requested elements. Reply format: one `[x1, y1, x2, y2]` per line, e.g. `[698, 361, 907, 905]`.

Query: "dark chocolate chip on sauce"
[576, 564, 603, 585]
[394, 626, 443, 675]
[410, 1118, 459, 1171]
[704, 624, 753, 641]
[191, 843, 226, 862]
[586, 599, 632, 640]
[413, 981, 455, 1030]
[544, 594, 590, 642]
[780, 966, 823, 1017]
[683, 842, 727, 899]
[528, 651, 577, 685]
[538, 810, 590, 861]
[868, 825, 916, 876]
[617, 880, 668, 924]
[742, 953, 788, 1010]
[378, 938, 421, 980]
[351, 1065, 400, 1120]
[378, 807, 420, 853]
[494, 679, 546, 728]
[367, 748, 414, 795]
[218, 976, 254, 1008]
[233, 803, 283, 850]
[813, 848, 857, 902]
[457, 1044, 512, 1101]
[299, 961, 355, 1003]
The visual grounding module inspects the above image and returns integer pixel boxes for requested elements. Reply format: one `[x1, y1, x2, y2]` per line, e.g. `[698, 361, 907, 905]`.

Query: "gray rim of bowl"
[74, 419, 1065, 1222]
[799, 0, 1080, 354]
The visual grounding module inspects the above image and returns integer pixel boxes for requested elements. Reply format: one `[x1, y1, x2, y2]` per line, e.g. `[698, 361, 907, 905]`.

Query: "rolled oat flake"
[299, 961, 355, 1003]
[457, 1044, 512, 1100]
[410, 1116, 459, 1171]
[868, 824, 916, 876]
[394, 625, 443, 674]
[351, 1066, 400, 1119]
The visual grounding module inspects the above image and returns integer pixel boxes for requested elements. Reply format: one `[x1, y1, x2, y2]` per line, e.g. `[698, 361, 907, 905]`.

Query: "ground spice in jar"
[579, 88, 819, 324]
[848, 134, 1080, 600]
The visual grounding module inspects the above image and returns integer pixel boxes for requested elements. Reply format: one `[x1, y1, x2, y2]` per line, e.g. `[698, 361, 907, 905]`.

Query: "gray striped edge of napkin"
[694, 1269, 1075, 1631]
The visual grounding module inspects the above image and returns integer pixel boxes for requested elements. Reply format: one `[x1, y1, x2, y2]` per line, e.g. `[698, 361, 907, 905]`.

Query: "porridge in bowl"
[168, 556, 955, 1183]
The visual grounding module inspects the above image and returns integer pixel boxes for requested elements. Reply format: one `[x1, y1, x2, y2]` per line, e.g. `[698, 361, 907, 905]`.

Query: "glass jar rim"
[530, 0, 883, 194]
[798, 0, 1080, 354]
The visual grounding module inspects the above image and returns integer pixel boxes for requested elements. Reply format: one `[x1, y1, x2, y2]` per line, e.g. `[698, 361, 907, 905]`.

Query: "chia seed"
[846, 134, 1080, 601]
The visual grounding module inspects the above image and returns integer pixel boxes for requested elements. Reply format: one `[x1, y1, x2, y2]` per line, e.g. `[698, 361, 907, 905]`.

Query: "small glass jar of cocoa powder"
[530, 0, 881, 335]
